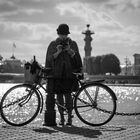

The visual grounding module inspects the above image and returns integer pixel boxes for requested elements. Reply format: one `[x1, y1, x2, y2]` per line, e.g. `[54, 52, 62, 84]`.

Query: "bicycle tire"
[0, 84, 41, 126]
[74, 82, 116, 126]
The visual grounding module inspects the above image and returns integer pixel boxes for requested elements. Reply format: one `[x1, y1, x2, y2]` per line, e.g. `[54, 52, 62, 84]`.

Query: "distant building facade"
[114, 54, 140, 76]
[133, 53, 140, 75]
[120, 65, 134, 75]
[0, 55, 24, 73]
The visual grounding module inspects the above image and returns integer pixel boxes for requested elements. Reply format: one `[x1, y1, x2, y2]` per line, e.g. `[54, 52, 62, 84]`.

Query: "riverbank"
[0, 73, 24, 83]
[1, 73, 140, 84]
[89, 75, 140, 84]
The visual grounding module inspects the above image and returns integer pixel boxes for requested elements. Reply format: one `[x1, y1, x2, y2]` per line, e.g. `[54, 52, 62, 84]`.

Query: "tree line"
[85, 53, 121, 75]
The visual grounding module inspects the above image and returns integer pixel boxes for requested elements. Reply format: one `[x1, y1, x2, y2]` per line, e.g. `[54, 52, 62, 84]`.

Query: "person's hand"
[65, 45, 75, 57]
[56, 45, 63, 53]
[53, 45, 63, 59]
[64, 44, 70, 51]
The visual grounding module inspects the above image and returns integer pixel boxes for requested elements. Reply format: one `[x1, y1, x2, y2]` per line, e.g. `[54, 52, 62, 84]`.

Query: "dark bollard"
[43, 94, 57, 126]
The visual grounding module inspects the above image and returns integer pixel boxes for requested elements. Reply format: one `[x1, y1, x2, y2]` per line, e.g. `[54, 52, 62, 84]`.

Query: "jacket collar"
[55, 37, 72, 45]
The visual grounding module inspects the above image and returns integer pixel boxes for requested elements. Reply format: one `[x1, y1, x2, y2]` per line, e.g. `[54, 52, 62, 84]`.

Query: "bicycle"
[0, 66, 117, 127]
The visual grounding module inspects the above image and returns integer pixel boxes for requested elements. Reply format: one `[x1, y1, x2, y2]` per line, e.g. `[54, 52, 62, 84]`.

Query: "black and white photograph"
[0, 0, 140, 139]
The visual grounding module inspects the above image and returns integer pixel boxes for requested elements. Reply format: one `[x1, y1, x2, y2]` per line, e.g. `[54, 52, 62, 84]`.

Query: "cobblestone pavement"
[0, 124, 140, 140]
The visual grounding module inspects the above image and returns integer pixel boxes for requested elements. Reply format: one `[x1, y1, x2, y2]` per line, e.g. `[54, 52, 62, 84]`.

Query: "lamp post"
[124, 56, 131, 75]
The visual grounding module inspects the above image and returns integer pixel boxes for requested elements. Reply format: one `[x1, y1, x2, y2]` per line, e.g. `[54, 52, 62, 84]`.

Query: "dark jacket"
[45, 37, 82, 94]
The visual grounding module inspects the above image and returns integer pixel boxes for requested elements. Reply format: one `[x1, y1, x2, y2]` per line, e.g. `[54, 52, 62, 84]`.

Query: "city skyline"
[0, 0, 140, 65]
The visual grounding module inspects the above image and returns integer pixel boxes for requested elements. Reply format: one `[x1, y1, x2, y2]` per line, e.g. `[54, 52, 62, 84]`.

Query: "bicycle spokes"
[0, 84, 40, 126]
[74, 83, 116, 126]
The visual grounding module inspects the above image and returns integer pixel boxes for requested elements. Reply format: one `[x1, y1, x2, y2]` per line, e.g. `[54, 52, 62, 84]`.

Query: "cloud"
[103, 0, 140, 12]
[20, 9, 43, 15]
[0, 21, 56, 41]
[0, 0, 58, 23]
[56, 2, 123, 29]
[0, 0, 17, 12]
[56, 1, 140, 46]
[0, 0, 139, 64]
[0, 19, 58, 62]
[56, 1, 140, 64]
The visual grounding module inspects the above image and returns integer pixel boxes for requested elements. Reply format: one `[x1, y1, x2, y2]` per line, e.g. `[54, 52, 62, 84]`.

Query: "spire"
[11, 42, 16, 59]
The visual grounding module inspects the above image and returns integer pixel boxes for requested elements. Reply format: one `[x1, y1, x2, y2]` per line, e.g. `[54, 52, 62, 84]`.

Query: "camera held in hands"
[59, 39, 69, 50]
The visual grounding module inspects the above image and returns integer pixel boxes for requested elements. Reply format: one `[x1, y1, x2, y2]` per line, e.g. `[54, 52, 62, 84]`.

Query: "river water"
[0, 83, 140, 126]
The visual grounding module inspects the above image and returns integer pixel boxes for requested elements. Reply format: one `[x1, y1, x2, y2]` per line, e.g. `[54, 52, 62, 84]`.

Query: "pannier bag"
[24, 61, 41, 84]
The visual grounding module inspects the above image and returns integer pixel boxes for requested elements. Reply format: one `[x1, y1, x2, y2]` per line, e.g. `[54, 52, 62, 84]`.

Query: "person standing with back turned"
[45, 23, 83, 126]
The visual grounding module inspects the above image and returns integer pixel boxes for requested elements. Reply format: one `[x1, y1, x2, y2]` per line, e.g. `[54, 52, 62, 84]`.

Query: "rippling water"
[109, 85, 140, 113]
[0, 83, 140, 126]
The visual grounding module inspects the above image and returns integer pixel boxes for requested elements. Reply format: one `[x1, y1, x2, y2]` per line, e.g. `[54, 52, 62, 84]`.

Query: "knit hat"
[57, 24, 70, 35]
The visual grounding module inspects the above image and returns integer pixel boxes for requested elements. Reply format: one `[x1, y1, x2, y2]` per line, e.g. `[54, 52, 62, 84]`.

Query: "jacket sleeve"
[45, 41, 56, 68]
[71, 41, 79, 53]
[71, 41, 83, 70]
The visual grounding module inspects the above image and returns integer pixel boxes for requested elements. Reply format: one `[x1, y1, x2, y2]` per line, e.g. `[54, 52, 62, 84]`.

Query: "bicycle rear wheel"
[74, 82, 116, 126]
[0, 84, 41, 126]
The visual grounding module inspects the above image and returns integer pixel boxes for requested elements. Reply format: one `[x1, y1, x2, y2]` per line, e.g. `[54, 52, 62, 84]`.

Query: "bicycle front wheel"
[74, 82, 116, 126]
[0, 84, 41, 126]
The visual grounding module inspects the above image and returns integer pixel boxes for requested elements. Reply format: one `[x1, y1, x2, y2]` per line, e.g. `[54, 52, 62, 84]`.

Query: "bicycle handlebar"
[41, 67, 52, 74]
[38, 67, 84, 80]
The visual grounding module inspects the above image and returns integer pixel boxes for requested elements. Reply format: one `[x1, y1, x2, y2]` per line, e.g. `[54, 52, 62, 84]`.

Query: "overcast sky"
[0, 0, 140, 65]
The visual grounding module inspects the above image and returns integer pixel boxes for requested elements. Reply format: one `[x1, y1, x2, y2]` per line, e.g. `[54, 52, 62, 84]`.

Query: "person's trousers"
[57, 93, 73, 115]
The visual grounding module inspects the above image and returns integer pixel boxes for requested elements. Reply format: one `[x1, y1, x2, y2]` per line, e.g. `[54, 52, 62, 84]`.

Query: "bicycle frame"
[32, 82, 46, 114]
[23, 70, 117, 116]
[26, 73, 83, 115]
[0, 63, 118, 127]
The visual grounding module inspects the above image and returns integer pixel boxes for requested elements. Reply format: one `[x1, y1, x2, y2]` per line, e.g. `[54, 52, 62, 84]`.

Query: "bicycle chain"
[98, 107, 140, 116]
[115, 111, 140, 116]
[78, 98, 140, 116]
